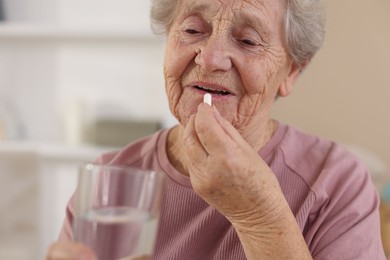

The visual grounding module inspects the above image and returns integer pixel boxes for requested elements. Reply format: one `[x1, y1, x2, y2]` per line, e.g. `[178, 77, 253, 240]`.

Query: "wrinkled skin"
[165, 0, 311, 259]
[165, 0, 300, 149]
[166, 0, 301, 222]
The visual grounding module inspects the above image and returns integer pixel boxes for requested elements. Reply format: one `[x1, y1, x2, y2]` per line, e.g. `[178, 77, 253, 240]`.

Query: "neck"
[167, 125, 190, 176]
[243, 118, 277, 152]
[166, 119, 277, 177]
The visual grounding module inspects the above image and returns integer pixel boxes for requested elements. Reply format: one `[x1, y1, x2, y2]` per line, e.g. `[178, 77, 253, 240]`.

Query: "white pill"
[203, 93, 212, 106]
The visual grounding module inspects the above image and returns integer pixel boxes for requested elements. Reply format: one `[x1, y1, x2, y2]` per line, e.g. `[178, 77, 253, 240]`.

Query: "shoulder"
[95, 128, 169, 166]
[278, 125, 369, 189]
[277, 124, 378, 219]
[277, 126, 383, 258]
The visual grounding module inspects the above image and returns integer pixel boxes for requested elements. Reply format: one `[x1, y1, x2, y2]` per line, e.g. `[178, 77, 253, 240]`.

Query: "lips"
[193, 85, 232, 96]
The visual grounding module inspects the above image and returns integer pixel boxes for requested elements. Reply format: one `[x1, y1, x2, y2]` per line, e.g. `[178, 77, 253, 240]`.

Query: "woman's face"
[164, 0, 300, 139]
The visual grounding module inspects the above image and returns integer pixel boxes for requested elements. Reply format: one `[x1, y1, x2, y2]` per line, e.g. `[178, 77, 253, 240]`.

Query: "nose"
[194, 36, 233, 72]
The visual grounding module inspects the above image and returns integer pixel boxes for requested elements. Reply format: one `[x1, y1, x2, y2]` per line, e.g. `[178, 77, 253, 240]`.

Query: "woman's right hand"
[45, 241, 97, 260]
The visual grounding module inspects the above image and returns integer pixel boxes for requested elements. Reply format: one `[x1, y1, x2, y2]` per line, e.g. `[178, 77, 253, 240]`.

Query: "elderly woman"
[46, 0, 386, 259]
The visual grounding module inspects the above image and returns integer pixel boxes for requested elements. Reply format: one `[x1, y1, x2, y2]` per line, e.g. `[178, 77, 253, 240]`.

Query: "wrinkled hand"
[183, 103, 284, 227]
[46, 241, 97, 260]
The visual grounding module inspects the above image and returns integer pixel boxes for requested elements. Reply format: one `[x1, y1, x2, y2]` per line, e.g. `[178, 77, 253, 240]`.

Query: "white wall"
[2, 0, 58, 23]
[57, 40, 166, 126]
[58, 0, 150, 31]
[0, 41, 59, 141]
[0, 0, 174, 144]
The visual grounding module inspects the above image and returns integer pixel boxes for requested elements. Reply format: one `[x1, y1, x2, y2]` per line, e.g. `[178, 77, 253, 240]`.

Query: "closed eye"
[185, 29, 201, 34]
[241, 39, 257, 46]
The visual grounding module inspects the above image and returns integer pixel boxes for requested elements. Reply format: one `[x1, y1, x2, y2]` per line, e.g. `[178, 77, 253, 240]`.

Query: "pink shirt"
[60, 123, 386, 259]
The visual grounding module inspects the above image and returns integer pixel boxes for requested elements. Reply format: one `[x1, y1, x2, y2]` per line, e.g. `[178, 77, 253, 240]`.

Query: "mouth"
[193, 85, 232, 96]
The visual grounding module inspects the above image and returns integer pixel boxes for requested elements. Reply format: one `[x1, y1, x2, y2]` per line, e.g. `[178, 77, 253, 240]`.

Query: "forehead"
[176, 0, 285, 22]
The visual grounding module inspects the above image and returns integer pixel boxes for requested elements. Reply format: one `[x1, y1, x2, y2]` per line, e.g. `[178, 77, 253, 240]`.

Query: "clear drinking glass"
[73, 163, 165, 260]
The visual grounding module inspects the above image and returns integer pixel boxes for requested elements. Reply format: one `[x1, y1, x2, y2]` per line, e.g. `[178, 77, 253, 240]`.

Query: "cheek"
[234, 59, 284, 121]
[164, 38, 193, 91]
[240, 56, 285, 97]
[164, 39, 198, 124]
[164, 41, 184, 97]
[163, 62, 182, 122]
[164, 33, 195, 74]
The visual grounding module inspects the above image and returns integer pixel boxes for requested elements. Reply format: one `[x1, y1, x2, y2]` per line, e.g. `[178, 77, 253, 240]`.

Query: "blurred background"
[0, 0, 389, 259]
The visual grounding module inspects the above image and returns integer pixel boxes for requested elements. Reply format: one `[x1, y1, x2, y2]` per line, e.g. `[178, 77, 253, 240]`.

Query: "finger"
[183, 114, 208, 166]
[194, 103, 241, 155]
[46, 241, 97, 260]
[211, 105, 250, 148]
[194, 103, 231, 151]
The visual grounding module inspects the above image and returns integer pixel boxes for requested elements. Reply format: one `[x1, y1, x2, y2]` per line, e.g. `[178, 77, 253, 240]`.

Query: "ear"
[278, 60, 308, 97]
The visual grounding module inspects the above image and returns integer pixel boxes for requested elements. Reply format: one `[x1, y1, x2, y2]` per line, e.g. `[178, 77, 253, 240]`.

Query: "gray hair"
[150, 0, 326, 67]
